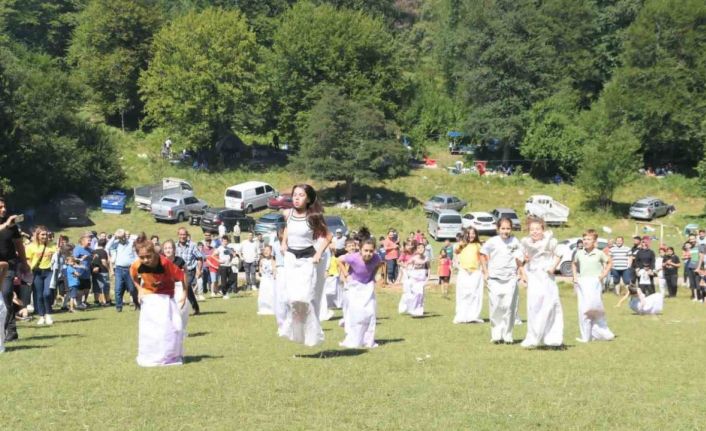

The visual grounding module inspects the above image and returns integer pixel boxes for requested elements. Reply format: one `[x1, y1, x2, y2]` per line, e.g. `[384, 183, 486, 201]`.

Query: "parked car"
[461, 212, 497, 236]
[52, 194, 90, 227]
[629, 197, 675, 220]
[151, 194, 208, 223]
[254, 212, 287, 235]
[556, 236, 609, 276]
[423, 194, 467, 215]
[427, 209, 464, 240]
[268, 193, 293, 210]
[189, 206, 206, 226]
[100, 190, 128, 214]
[134, 178, 193, 210]
[490, 207, 521, 231]
[524, 194, 569, 225]
[224, 181, 277, 213]
[325, 215, 349, 236]
[200, 207, 255, 234]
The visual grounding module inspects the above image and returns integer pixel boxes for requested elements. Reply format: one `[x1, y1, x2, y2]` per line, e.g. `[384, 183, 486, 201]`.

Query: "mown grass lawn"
[2, 283, 704, 430]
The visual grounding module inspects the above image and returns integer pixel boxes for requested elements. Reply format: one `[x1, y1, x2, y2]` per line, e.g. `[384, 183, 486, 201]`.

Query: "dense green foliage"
[139, 8, 262, 150]
[1, 0, 706, 211]
[294, 86, 409, 200]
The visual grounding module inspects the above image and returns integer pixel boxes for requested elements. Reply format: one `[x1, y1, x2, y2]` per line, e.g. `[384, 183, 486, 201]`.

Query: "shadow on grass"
[197, 311, 226, 316]
[5, 344, 49, 351]
[56, 318, 98, 324]
[26, 334, 84, 341]
[534, 344, 573, 351]
[375, 338, 404, 346]
[318, 183, 421, 210]
[328, 315, 343, 322]
[184, 355, 224, 363]
[295, 349, 368, 359]
[188, 332, 209, 338]
[411, 313, 441, 319]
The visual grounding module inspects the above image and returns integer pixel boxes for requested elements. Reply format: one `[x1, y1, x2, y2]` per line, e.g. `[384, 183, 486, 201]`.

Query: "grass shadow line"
[54, 318, 98, 324]
[295, 349, 368, 359]
[188, 332, 209, 338]
[411, 313, 441, 319]
[197, 311, 226, 316]
[25, 334, 84, 341]
[375, 338, 404, 346]
[5, 344, 50, 351]
[184, 355, 224, 363]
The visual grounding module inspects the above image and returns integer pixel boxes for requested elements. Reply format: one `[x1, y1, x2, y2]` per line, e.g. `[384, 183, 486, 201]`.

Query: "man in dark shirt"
[662, 246, 681, 297]
[0, 197, 29, 342]
[633, 238, 656, 295]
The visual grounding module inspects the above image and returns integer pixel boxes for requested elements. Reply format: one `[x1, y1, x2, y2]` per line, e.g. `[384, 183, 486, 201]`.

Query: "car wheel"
[177, 213, 185, 222]
[246, 205, 254, 214]
[559, 261, 573, 277]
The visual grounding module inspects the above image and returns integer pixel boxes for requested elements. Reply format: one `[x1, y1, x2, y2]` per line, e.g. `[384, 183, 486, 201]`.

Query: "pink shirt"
[438, 257, 451, 277]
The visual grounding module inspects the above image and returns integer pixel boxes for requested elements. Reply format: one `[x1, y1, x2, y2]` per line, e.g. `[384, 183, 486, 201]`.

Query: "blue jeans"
[114, 266, 137, 309]
[385, 259, 397, 283]
[92, 272, 110, 297]
[611, 268, 632, 285]
[32, 269, 54, 316]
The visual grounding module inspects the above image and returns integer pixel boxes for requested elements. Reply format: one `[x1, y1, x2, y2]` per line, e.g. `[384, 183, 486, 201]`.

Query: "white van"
[224, 181, 277, 213]
[428, 209, 464, 240]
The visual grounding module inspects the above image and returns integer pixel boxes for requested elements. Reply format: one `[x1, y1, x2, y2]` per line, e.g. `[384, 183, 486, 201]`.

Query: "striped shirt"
[610, 245, 631, 270]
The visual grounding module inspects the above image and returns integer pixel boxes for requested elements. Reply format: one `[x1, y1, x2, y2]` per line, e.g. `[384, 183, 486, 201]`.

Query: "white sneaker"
[37, 317, 45, 325]
[223, 295, 230, 300]
[44, 315, 54, 325]
[197, 295, 206, 301]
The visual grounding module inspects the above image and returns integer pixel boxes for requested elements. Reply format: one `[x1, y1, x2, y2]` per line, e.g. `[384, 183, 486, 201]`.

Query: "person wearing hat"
[333, 228, 346, 257]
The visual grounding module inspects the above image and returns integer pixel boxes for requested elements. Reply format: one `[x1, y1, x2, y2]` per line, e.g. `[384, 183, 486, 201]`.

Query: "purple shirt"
[340, 252, 381, 284]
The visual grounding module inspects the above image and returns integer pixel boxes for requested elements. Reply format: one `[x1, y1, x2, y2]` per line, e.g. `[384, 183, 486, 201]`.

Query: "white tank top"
[287, 210, 315, 250]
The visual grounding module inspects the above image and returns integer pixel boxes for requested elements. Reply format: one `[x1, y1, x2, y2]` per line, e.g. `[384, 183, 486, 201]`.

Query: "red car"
[268, 193, 293, 210]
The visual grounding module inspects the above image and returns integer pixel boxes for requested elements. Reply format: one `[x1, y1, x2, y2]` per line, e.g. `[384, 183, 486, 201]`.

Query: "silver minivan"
[427, 209, 464, 240]
[224, 181, 277, 213]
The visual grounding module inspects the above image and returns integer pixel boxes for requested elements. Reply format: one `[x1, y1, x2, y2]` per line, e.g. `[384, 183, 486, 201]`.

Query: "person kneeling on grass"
[337, 237, 383, 348]
[130, 235, 188, 367]
[616, 284, 664, 315]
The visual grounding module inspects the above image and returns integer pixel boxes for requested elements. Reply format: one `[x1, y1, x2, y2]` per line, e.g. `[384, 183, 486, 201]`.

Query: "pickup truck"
[134, 178, 194, 210]
[524, 194, 569, 226]
[151, 194, 208, 223]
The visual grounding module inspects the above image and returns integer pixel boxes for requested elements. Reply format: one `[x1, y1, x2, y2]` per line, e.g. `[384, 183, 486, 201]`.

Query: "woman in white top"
[278, 184, 332, 347]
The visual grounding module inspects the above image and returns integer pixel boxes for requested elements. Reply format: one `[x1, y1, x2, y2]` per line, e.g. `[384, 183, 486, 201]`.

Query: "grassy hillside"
[56, 132, 705, 250]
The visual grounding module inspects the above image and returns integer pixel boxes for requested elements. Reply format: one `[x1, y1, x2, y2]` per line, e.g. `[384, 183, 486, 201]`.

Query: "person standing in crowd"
[161, 239, 192, 327]
[50, 235, 70, 311]
[174, 228, 202, 311]
[201, 238, 220, 297]
[610, 236, 633, 296]
[25, 226, 57, 325]
[215, 235, 234, 299]
[383, 229, 399, 285]
[480, 218, 523, 344]
[453, 228, 483, 324]
[241, 232, 259, 291]
[218, 221, 227, 239]
[633, 237, 656, 295]
[73, 232, 93, 309]
[257, 245, 276, 315]
[279, 184, 332, 347]
[337, 237, 383, 348]
[91, 238, 111, 306]
[519, 218, 563, 349]
[662, 246, 680, 297]
[232, 221, 241, 243]
[130, 235, 187, 367]
[572, 229, 615, 343]
[150, 235, 161, 255]
[655, 247, 667, 296]
[106, 229, 139, 312]
[333, 228, 347, 257]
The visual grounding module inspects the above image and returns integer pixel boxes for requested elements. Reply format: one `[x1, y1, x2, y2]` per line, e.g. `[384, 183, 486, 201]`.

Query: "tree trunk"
[120, 109, 125, 133]
[345, 178, 354, 202]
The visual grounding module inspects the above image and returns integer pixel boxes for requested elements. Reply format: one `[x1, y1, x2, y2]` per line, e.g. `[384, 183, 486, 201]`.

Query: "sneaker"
[116, 307, 122, 313]
[223, 295, 230, 300]
[37, 317, 46, 325]
[45, 315, 53, 325]
[76, 303, 87, 310]
[197, 295, 206, 301]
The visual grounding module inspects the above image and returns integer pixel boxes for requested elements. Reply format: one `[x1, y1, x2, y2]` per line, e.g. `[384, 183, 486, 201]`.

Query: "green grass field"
[2, 284, 704, 430]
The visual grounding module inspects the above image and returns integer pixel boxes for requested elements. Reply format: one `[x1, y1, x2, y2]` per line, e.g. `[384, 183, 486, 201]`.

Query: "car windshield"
[477, 216, 494, 222]
[440, 215, 462, 224]
[501, 213, 516, 219]
[431, 196, 445, 203]
[633, 203, 648, 208]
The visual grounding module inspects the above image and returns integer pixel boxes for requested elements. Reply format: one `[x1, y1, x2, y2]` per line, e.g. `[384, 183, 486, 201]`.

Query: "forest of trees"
[1, 0, 705, 207]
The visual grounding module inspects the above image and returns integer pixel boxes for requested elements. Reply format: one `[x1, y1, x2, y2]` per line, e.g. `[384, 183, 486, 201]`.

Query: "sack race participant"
[401, 242, 429, 317]
[257, 245, 276, 315]
[130, 236, 188, 367]
[278, 184, 332, 347]
[480, 218, 524, 344]
[397, 240, 416, 314]
[453, 227, 484, 324]
[519, 218, 564, 348]
[324, 245, 343, 310]
[271, 229, 288, 329]
[338, 238, 383, 348]
[572, 229, 615, 343]
[616, 285, 664, 315]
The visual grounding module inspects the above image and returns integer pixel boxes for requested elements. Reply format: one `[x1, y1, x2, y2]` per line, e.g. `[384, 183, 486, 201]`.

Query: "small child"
[400, 242, 429, 317]
[324, 244, 342, 310]
[338, 239, 358, 329]
[338, 238, 384, 348]
[257, 245, 276, 315]
[437, 249, 451, 298]
[64, 253, 84, 313]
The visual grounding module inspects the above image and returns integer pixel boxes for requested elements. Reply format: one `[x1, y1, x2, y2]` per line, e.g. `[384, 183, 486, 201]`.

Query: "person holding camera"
[0, 197, 29, 344]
